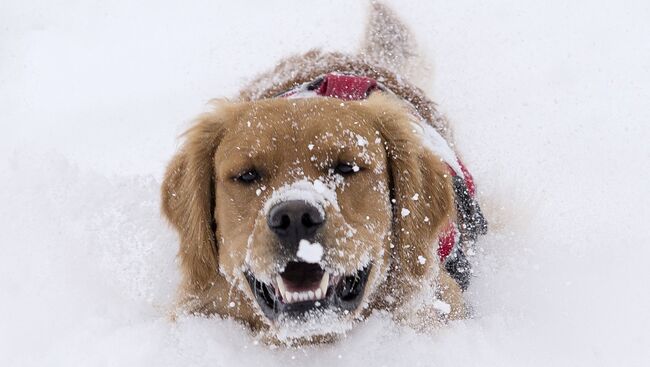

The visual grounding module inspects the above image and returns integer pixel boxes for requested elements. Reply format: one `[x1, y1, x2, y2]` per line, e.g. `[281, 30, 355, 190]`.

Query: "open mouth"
[244, 261, 371, 321]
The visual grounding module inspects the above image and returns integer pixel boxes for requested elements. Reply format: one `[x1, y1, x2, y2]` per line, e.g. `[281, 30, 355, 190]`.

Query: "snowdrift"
[1, 0, 648, 365]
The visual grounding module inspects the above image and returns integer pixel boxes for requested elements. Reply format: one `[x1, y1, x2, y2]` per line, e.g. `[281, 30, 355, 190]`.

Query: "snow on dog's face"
[161, 94, 454, 343]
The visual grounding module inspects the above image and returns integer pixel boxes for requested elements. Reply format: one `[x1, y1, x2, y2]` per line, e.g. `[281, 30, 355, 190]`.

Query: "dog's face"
[162, 94, 454, 341]
[215, 99, 392, 318]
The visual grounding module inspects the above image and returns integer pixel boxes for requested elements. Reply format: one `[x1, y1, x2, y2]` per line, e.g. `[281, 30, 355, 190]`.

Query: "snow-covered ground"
[1, 0, 649, 365]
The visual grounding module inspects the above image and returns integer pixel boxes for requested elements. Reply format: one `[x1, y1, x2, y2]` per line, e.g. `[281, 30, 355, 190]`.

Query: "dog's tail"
[360, 1, 420, 78]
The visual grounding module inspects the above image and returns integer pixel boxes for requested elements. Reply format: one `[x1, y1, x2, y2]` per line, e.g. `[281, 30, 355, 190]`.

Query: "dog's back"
[238, 2, 451, 140]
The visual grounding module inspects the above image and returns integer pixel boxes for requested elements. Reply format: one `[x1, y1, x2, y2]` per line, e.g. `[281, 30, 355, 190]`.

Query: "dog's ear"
[161, 101, 237, 288]
[364, 94, 454, 281]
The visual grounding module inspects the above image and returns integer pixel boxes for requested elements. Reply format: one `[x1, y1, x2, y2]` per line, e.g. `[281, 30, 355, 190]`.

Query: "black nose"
[267, 200, 325, 245]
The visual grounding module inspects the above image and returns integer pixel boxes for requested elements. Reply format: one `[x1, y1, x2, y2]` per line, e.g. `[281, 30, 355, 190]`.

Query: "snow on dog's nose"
[267, 200, 325, 248]
[263, 178, 339, 254]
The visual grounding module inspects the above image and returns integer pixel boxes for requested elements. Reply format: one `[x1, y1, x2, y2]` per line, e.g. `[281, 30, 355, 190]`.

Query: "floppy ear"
[366, 94, 454, 280]
[161, 102, 234, 289]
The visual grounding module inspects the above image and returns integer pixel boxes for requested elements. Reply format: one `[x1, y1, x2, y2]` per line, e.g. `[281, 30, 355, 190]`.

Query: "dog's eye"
[236, 169, 260, 183]
[335, 162, 361, 175]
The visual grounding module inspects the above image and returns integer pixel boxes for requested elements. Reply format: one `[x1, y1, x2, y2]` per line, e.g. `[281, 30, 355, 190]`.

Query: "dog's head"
[162, 93, 453, 340]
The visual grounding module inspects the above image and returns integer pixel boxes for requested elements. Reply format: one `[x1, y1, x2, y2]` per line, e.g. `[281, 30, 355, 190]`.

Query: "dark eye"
[335, 162, 360, 175]
[236, 169, 260, 183]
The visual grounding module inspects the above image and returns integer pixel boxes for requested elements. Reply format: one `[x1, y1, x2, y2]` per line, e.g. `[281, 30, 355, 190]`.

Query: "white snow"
[411, 120, 465, 178]
[297, 240, 324, 264]
[432, 300, 451, 315]
[356, 135, 368, 147]
[401, 208, 411, 217]
[262, 178, 339, 217]
[274, 309, 354, 344]
[1, 0, 649, 366]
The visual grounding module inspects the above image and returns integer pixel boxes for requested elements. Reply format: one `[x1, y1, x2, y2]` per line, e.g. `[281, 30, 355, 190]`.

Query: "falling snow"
[1, 0, 649, 366]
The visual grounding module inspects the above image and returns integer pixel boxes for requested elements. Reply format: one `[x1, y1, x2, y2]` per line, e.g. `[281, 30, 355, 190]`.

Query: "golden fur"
[161, 2, 468, 343]
[162, 94, 464, 336]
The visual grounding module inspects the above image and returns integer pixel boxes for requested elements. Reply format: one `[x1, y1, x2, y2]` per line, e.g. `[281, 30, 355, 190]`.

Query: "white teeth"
[319, 273, 329, 297]
[276, 275, 287, 300]
[277, 273, 330, 304]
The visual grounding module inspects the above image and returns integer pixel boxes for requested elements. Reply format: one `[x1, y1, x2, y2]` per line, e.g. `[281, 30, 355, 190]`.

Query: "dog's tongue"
[280, 262, 324, 292]
[276, 262, 331, 304]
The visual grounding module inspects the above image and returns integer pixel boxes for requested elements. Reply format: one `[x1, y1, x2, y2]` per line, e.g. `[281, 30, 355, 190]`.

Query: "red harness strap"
[317, 74, 378, 100]
[438, 160, 478, 260]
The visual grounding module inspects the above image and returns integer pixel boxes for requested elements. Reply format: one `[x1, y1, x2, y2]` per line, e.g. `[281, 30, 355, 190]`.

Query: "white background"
[1, 0, 649, 365]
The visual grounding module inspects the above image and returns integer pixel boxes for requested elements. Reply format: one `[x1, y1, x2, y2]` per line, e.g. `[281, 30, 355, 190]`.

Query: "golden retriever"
[161, 3, 486, 344]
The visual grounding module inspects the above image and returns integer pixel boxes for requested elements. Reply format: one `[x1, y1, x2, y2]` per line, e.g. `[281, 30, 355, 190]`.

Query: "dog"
[161, 2, 487, 344]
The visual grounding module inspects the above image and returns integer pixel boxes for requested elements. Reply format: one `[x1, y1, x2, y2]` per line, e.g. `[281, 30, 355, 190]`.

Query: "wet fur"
[162, 2, 467, 341]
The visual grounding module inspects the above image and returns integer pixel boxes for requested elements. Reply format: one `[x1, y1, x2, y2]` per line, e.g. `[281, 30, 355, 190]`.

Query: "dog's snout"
[267, 200, 324, 244]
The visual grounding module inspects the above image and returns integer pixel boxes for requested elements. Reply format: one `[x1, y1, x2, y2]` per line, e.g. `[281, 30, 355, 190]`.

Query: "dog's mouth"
[244, 261, 372, 321]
